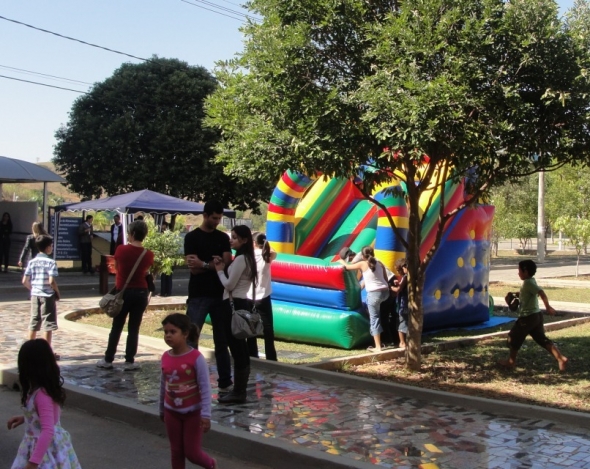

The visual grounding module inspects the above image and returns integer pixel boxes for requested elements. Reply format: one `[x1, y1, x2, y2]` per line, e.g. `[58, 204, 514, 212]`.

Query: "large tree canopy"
[53, 57, 273, 211]
[206, 0, 590, 369]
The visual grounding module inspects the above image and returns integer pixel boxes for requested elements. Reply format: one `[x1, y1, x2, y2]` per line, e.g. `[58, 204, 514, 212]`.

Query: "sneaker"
[123, 362, 140, 371]
[218, 384, 233, 394]
[96, 359, 113, 369]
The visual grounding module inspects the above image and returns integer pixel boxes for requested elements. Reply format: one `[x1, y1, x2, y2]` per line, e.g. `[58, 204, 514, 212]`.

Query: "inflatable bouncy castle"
[265, 169, 494, 349]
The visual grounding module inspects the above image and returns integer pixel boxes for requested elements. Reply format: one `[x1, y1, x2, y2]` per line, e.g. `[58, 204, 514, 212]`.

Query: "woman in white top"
[247, 233, 278, 361]
[214, 225, 257, 404]
[339, 245, 389, 352]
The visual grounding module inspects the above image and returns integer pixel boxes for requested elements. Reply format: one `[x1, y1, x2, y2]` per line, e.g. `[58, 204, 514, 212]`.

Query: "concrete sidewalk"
[0, 386, 272, 469]
[2, 296, 590, 468]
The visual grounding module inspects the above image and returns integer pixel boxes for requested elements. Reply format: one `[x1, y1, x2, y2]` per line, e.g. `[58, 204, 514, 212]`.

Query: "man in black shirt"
[184, 201, 233, 392]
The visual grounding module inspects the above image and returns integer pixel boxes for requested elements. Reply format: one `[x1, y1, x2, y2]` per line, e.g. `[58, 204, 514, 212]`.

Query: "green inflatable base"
[272, 300, 371, 349]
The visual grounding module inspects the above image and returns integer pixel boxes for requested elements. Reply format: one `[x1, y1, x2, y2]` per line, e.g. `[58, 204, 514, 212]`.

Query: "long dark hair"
[161, 313, 199, 344]
[361, 246, 377, 272]
[232, 225, 258, 286]
[17, 339, 65, 407]
[2, 212, 12, 229]
[254, 232, 272, 263]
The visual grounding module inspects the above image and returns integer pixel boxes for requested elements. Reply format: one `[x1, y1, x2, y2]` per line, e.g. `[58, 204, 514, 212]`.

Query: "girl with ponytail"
[339, 245, 389, 352]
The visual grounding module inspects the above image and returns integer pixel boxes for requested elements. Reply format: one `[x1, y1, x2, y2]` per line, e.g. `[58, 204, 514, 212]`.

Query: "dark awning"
[53, 189, 236, 217]
[0, 156, 65, 183]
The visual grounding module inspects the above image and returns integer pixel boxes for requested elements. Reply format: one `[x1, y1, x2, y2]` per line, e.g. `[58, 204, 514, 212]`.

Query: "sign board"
[222, 218, 252, 229]
[51, 215, 82, 260]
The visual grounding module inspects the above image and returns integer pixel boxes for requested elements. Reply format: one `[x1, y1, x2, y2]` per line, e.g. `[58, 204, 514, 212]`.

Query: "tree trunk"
[406, 197, 424, 371]
[169, 214, 178, 231]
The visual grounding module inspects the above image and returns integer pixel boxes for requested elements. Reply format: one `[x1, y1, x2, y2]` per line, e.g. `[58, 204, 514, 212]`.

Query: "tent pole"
[42, 182, 49, 230]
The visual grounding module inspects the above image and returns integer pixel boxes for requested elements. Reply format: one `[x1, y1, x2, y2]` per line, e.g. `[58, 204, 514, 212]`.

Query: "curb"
[0, 365, 375, 469]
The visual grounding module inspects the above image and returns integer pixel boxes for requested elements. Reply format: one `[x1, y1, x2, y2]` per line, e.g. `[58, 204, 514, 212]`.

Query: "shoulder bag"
[99, 249, 147, 318]
[229, 281, 264, 340]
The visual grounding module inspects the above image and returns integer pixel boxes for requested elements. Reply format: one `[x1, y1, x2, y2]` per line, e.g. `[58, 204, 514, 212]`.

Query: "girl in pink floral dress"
[7, 339, 81, 469]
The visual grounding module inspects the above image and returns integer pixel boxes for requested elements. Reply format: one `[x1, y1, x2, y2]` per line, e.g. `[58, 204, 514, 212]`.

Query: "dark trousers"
[0, 238, 9, 270]
[186, 297, 232, 388]
[221, 298, 251, 373]
[104, 288, 149, 363]
[247, 296, 278, 361]
[379, 293, 398, 345]
[80, 242, 93, 273]
[160, 273, 173, 296]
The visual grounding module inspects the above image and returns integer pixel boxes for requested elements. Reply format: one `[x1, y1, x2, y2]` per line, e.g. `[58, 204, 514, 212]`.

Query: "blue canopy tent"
[53, 189, 236, 217]
[50, 189, 235, 260]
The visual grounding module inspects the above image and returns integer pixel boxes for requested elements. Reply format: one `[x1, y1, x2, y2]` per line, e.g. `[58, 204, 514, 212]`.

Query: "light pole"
[537, 170, 545, 263]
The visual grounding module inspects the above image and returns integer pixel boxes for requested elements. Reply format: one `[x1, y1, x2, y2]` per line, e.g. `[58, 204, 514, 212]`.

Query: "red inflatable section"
[271, 262, 347, 290]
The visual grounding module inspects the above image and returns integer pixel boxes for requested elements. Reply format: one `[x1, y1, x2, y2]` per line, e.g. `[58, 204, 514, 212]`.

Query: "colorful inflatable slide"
[265, 170, 494, 349]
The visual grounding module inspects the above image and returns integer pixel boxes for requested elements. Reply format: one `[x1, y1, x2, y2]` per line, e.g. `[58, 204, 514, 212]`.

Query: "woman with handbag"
[213, 225, 257, 404]
[97, 220, 154, 371]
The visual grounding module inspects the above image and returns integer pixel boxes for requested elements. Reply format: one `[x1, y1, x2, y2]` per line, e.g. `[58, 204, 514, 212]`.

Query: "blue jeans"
[186, 297, 232, 388]
[105, 288, 149, 363]
[398, 306, 409, 334]
[366, 290, 390, 337]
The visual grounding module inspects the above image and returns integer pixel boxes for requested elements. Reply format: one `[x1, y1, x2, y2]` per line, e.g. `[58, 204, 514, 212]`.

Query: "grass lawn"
[75, 309, 365, 364]
[345, 321, 590, 413]
[489, 283, 590, 303]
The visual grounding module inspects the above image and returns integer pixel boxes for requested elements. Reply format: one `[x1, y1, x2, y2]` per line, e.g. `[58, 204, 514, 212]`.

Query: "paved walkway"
[2, 296, 590, 468]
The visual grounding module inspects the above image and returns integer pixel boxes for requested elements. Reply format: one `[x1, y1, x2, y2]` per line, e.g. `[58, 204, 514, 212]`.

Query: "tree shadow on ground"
[348, 334, 590, 413]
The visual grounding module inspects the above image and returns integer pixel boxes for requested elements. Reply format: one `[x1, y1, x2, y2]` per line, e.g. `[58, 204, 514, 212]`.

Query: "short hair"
[85, 215, 93, 221]
[35, 234, 53, 252]
[128, 220, 148, 241]
[203, 200, 224, 216]
[113, 214, 121, 220]
[339, 247, 355, 260]
[519, 259, 537, 277]
[395, 257, 407, 273]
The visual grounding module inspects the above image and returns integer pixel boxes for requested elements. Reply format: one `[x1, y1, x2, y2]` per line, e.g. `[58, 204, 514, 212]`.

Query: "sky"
[0, 0, 576, 165]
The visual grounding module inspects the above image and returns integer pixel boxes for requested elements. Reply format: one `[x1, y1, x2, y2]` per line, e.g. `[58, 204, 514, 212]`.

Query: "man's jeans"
[186, 297, 232, 388]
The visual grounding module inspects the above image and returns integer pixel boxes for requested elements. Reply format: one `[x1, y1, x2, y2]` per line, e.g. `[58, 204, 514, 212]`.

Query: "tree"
[141, 217, 185, 278]
[546, 164, 590, 224]
[553, 216, 590, 275]
[206, 0, 590, 370]
[53, 57, 274, 212]
[491, 176, 539, 252]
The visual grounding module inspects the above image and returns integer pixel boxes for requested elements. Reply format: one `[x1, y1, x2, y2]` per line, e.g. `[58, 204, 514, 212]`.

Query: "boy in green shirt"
[498, 259, 568, 372]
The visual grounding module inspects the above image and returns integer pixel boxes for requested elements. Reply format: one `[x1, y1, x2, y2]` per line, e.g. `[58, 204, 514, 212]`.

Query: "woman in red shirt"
[96, 220, 154, 371]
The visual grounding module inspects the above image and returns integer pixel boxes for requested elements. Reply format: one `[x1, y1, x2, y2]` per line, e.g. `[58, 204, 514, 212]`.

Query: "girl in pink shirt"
[7, 339, 80, 469]
[160, 313, 216, 469]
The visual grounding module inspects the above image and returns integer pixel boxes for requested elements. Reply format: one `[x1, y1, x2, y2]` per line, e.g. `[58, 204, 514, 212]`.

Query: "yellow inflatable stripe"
[375, 250, 406, 272]
[267, 212, 294, 222]
[377, 217, 409, 229]
[295, 178, 330, 225]
[276, 178, 305, 199]
[270, 241, 294, 254]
